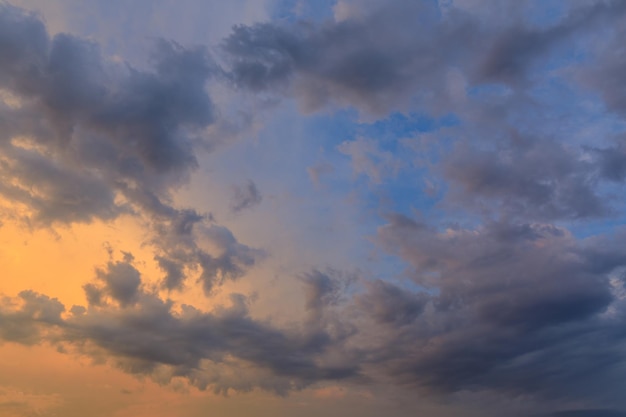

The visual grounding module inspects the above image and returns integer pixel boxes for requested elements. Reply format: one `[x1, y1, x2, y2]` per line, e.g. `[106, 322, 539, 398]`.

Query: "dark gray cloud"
[576, 9, 626, 117]
[559, 50, 626, 308]
[301, 269, 358, 329]
[474, 1, 626, 87]
[0, 282, 358, 395]
[443, 134, 608, 220]
[218, 0, 626, 235]
[548, 411, 626, 417]
[0, 3, 216, 212]
[221, 0, 626, 114]
[195, 225, 264, 293]
[0, 3, 262, 293]
[93, 260, 142, 307]
[142, 210, 265, 293]
[356, 279, 428, 326]
[593, 143, 626, 183]
[219, 0, 626, 225]
[378, 216, 621, 330]
[229, 179, 262, 213]
[0, 3, 213, 225]
[302, 269, 341, 313]
[155, 255, 185, 291]
[0, 146, 123, 224]
[372, 214, 626, 403]
[221, 0, 481, 113]
[3, 215, 626, 406]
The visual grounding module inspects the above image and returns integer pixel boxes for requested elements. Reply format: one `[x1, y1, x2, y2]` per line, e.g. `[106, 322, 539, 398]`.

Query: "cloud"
[473, 1, 626, 87]
[302, 269, 341, 312]
[91, 259, 142, 307]
[0, 4, 214, 225]
[229, 179, 262, 213]
[220, 0, 626, 115]
[548, 411, 626, 417]
[0, 291, 65, 345]
[592, 142, 626, 183]
[372, 215, 626, 401]
[4, 1, 626, 414]
[3, 207, 626, 406]
[355, 279, 428, 326]
[0, 3, 263, 294]
[0, 146, 124, 224]
[442, 134, 609, 220]
[578, 12, 626, 119]
[155, 255, 185, 291]
[1, 282, 359, 395]
[144, 208, 264, 293]
[221, 0, 480, 114]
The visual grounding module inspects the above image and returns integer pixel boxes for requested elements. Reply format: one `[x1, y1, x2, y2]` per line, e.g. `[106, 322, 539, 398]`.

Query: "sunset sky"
[2, 1, 626, 416]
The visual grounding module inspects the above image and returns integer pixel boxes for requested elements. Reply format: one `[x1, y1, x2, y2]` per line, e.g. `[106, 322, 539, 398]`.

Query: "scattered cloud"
[230, 179, 262, 213]
[3, 0, 626, 416]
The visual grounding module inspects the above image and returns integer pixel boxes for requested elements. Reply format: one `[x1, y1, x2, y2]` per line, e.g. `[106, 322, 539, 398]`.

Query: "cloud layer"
[2, 1, 626, 416]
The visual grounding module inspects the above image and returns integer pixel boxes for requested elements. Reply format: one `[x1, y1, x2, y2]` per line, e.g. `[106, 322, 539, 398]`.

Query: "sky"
[1, 0, 626, 416]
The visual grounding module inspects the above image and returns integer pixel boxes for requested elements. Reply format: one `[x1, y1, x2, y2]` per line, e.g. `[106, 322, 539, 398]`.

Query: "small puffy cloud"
[229, 179, 262, 213]
[95, 260, 142, 307]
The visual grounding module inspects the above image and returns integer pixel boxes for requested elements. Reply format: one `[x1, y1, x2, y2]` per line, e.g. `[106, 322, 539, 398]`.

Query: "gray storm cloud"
[0, 3, 262, 292]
